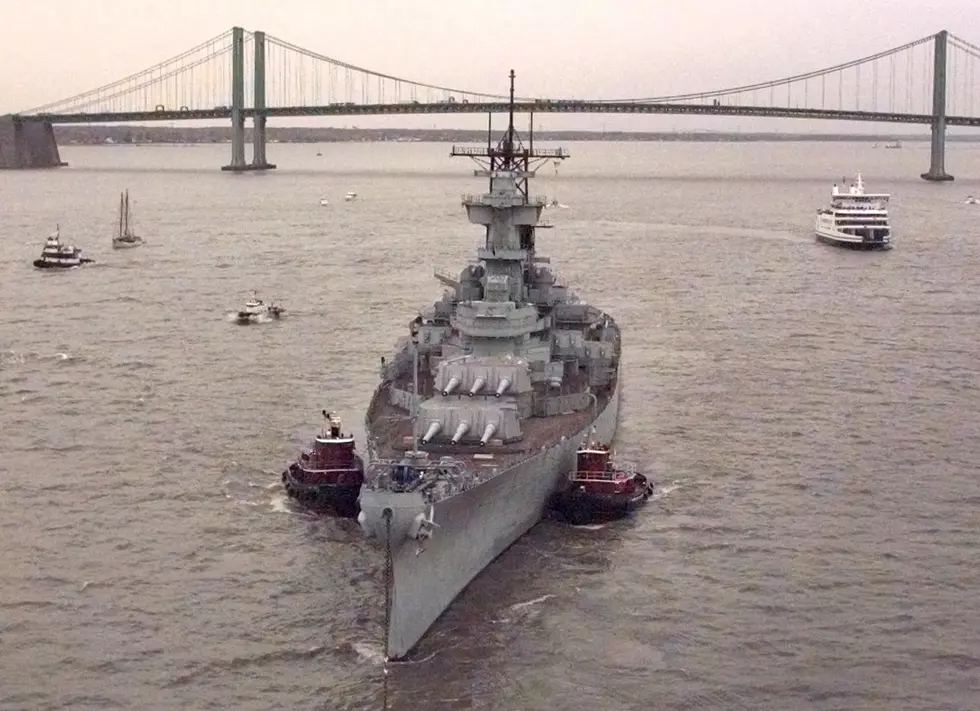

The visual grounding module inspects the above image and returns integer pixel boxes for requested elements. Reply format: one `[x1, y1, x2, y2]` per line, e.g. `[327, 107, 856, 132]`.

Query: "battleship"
[356, 71, 622, 660]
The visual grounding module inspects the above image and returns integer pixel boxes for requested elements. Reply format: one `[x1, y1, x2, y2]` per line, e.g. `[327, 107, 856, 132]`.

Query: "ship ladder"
[381, 508, 394, 710]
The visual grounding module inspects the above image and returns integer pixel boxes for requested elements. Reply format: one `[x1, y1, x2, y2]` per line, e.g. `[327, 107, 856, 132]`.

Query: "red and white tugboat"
[552, 436, 654, 525]
[282, 411, 365, 517]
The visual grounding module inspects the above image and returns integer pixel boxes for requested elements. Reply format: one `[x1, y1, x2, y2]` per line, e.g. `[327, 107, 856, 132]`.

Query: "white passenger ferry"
[815, 173, 892, 250]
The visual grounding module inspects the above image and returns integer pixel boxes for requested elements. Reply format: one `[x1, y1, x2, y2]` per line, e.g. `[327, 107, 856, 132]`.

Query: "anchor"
[408, 504, 439, 556]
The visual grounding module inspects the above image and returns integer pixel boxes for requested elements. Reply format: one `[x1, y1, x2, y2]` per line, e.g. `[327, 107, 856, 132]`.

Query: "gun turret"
[479, 423, 497, 446]
[468, 377, 485, 397]
[442, 376, 460, 396]
[450, 422, 470, 444]
[421, 421, 442, 444]
[495, 378, 511, 397]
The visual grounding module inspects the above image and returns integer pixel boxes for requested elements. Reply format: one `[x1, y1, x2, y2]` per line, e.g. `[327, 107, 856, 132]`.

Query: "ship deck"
[366, 380, 614, 471]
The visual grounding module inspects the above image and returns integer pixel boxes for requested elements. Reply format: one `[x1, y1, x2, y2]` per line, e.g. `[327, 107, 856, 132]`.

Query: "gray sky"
[3, 0, 980, 132]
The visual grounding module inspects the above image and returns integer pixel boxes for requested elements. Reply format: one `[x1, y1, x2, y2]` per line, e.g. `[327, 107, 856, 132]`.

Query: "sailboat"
[112, 190, 143, 248]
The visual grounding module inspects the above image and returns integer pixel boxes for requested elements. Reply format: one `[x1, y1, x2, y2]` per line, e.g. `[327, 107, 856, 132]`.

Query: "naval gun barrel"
[468, 377, 485, 397]
[421, 421, 442, 444]
[450, 421, 470, 444]
[442, 376, 460, 396]
[494, 378, 511, 397]
[479, 423, 497, 446]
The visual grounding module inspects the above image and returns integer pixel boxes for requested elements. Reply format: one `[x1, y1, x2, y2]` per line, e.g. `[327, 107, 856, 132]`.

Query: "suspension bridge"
[3, 27, 980, 180]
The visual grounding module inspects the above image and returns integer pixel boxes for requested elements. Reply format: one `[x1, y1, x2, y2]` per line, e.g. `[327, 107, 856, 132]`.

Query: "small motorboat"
[33, 225, 94, 269]
[282, 411, 365, 516]
[551, 436, 654, 525]
[319, 197, 330, 206]
[965, 195, 979, 205]
[344, 191, 357, 202]
[236, 292, 285, 324]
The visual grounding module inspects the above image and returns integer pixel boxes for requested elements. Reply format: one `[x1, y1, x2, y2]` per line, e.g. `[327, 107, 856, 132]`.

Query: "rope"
[381, 509, 394, 710]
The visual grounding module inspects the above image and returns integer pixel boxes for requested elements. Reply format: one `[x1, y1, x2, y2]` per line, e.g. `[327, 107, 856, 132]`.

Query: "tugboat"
[236, 293, 285, 324]
[112, 190, 143, 248]
[33, 226, 94, 269]
[356, 70, 622, 661]
[282, 411, 365, 516]
[551, 433, 654, 525]
[814, 173, 892, 250]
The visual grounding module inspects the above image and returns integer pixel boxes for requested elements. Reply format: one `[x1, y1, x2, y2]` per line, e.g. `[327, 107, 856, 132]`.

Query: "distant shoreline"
[54, 125, 980, 146]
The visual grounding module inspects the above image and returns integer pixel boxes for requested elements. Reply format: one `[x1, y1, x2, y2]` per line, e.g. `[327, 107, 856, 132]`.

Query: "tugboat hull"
[282, 458, 364, 518]
[552, 472, 654, 525]
[32, 258, 93, 269]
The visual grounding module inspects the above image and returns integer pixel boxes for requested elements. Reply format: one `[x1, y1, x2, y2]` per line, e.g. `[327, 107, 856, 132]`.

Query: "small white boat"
[814, 173, 892, 251]
[965, 196, 979, 205]
[33, 225, 94, 269]
[344, 191, 357, 202]
[236, 293, 285, 324]
[319, 198, 330, 206]
[112, 190, 143, 249]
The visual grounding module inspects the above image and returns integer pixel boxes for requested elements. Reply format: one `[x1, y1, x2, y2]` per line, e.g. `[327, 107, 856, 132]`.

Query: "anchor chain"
[381, 508, 394, 710]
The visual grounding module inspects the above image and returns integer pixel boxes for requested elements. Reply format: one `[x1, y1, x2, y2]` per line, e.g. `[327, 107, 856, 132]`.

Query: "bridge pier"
[921, 30, 954, 182]
[0, 116, 67, 169]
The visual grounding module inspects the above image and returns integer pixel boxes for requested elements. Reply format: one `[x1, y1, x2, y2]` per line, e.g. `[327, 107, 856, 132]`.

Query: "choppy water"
[2, 141, 979, 711]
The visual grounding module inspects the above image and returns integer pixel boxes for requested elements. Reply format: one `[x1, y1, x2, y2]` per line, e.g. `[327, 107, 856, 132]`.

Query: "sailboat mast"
[118, 193, 124, 238]
[124, 190, 130, 235]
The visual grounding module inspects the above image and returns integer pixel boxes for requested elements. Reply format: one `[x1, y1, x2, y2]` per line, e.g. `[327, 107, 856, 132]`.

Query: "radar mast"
[450, 70, 568, 200]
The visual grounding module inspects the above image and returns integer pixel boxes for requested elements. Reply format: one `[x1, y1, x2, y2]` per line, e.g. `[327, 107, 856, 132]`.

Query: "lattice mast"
[450, 70, 568, 201]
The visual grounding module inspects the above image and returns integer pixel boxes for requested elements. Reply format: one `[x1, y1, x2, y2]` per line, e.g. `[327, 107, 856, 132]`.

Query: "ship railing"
[461, 193, 548, 207]
[572, 460, 637, 482]
[364, 457, 469, 492]
[294, 465, 359, 474]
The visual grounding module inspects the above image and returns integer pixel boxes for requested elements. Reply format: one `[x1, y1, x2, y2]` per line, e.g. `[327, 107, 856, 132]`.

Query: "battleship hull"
[359, 379, 620, 659]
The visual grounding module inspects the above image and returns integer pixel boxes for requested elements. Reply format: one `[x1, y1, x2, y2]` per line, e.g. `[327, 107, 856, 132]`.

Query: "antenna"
[449, 70, 568, 201]
[505, 69, 516, 159]
[410, 319, 421, 452]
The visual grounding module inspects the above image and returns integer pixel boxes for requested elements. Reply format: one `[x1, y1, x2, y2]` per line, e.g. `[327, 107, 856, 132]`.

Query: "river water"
[1, 140, 979, 711]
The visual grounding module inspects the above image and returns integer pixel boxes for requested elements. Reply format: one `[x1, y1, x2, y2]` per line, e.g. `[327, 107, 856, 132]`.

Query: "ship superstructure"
[357, 71, 622, 661]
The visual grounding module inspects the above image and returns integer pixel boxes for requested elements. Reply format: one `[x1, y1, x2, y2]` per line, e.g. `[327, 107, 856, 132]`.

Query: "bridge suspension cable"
[20, 30, 239, 115]
[603, 34, 934, 104]
[15, 26, 980, 122]
[263, 34, 534, 106]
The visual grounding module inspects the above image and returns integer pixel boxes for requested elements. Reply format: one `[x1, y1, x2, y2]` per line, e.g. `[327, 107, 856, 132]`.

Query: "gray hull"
[359, 379, 620, 659]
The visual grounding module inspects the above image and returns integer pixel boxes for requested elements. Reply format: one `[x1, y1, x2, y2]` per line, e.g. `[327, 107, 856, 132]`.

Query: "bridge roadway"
[16, 101, 980, 127]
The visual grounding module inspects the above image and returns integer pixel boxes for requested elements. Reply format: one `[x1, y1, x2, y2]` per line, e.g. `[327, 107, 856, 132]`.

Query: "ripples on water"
[1, 142, 979, 710]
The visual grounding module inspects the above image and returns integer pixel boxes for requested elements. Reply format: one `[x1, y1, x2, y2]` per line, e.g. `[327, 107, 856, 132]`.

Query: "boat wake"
[494, 594, 556, 624]
[224, 312, 278, 324]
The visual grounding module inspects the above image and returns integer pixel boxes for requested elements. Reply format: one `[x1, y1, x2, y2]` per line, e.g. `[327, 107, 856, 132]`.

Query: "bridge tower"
[221, 27, 275, 172]
[221, 26, 247, 171]
[250, 31, 275, 170]
[921, 30, 954, 182]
